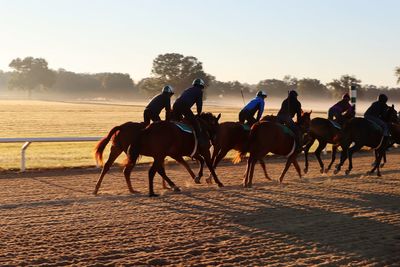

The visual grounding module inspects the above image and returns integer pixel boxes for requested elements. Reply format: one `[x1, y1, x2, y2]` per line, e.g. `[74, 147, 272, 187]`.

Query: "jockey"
[143, 85, 174, 125]
[364, 94, 390, 137]
[239, 90, 267, 126]
[172, 78, 207, 145]
[328, 93, 355, 124]
[277, 90, 302, 148]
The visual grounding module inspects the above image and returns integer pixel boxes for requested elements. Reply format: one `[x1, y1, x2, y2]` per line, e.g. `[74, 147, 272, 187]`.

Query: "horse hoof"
[173, 187, 181, 192]
[194, 177, 201, 184]
[149, 193, 159, 197]
[333, 169, 339, 175]
[380, 164, 385, 168]
[377, 173, 382, 177]
[320, 168, 324, 174]
[303, 168, 308, 174]
[217, 183, 224, 188]
[205, 178, 212, 184]
[345, 170, 350, 175]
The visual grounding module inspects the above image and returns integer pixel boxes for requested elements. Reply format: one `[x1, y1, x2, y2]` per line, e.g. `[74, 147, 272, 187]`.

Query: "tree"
[8, 57, 55, 98]
[256, 79, 290, 97]
[297, 78, 330, 98]
[327, 75, 361, 98]
[395, 66, 400, 84]
[150, 53, 213, 94]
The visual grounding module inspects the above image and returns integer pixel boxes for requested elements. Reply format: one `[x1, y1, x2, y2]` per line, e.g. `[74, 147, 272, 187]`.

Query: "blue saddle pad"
[366, 119, 383, 132]
[241, 124, 251, 131]
[174, 122, 193, 133]
[329, 120, 342, 130]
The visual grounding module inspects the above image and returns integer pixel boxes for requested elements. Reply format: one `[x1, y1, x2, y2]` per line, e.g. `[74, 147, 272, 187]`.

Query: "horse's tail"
[233, 122, 260, 164]
[94, 125, 120, 166]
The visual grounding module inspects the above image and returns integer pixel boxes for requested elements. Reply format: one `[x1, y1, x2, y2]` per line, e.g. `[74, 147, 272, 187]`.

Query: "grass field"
[0, 100, 327, 170]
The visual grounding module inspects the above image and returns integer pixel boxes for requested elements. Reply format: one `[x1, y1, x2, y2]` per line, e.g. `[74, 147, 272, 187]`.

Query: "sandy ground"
[1, 152, 400, 266]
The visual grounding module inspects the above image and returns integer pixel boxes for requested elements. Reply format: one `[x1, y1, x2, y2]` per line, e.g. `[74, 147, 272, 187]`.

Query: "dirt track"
[1, 153, 400, 266]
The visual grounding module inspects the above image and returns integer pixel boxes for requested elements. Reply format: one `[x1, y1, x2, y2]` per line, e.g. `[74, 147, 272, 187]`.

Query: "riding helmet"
[289, 90, 298, 98]
[342, 93, 350, 100]
[256, 90, 267, 98]
[192, 78, 205, 87]
[378, 94, 388, 103]
[162, 85, 174, 95]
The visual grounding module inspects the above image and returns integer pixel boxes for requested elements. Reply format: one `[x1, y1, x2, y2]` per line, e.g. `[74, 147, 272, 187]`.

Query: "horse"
[93, 120, 207, 195]
[334, 105, 398, 176]
[303, 108, 354, 174]
[125, 112, 223, 197]
[93, 122, 145, 195]
[234, 111, 311, 187]
[207, 121, 271, 184]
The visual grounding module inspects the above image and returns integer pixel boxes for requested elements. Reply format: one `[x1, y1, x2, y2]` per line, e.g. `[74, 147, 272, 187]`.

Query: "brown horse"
[207, 121, 270, 183]
[93, 121, 206, 195]
[234, 112, 311, 187]
[93, 122, 145, 195]
[125, 112, 223, 196]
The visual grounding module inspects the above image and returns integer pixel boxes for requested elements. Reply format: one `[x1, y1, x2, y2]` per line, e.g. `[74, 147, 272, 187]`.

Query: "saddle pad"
[278, 123, 296, 138]
[329, 120, 342, 130]
[366, 119, 383, 132]
[174, 122, 193, 133]
[241, 124, 251, 131]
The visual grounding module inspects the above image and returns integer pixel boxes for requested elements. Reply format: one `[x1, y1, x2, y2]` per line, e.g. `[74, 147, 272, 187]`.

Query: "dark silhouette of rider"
[364, 94, 390, 137]
[143, 85, 174, 125]
[239, 90, 267, 126]
[328, 93, 355, 124]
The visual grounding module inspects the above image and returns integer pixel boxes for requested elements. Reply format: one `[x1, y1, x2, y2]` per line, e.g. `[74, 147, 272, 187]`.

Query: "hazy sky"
[1, 0, 399, 86]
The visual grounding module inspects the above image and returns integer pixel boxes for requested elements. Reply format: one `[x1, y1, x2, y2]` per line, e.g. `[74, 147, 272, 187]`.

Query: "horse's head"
[298, 110, 312, 132]
[197, 112, 221, 141]
[384, 104, 398, 124]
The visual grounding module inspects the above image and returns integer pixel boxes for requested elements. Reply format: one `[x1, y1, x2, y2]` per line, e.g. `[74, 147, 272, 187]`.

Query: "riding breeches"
[239, 109, 257, 126]
[143, 109, 161, 125]
[364, 115, 389, 136]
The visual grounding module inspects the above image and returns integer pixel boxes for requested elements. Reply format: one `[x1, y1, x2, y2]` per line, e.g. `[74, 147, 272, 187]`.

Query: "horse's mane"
[198, 112, 216, 121]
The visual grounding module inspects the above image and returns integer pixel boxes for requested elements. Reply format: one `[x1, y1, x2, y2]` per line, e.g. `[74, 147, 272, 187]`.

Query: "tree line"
[1, 54, 399, 101]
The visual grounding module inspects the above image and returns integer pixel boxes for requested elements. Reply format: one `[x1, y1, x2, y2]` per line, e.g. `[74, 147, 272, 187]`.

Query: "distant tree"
[53, 69, 100, 93]
[137, 77, 165, 96]
[327, 75, 361, 98]
[297, 78, 330, 98]
[395, 66, 400, 84]
[256, 79, 290, 97]
[0, 70, 11, 91]
[8, 57, 55, 98]
[150, 53, 213, 94]
[97, 73, 135, 93]
[207, 80, 250, 97]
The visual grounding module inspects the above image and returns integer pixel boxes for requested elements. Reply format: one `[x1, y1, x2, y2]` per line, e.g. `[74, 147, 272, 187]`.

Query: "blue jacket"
[173, 85, 203, 114]
[242, 96, 265, 120]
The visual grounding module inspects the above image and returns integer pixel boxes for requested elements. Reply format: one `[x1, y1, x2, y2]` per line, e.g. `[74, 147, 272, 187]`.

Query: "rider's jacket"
[242, 96, 265, 120]
[330, 99, 353, 114]
[364, 101, 388, 119]
[277, 96, 302, 119]
[173, 85, 203, 114]
[145, 92, 171, 115]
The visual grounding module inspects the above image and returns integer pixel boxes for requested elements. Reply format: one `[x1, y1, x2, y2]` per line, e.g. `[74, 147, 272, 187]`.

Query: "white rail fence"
[0, 137, 101, 171]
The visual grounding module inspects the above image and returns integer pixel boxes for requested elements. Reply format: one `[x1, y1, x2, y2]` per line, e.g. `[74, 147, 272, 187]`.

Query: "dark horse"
[234, 111, 311, 186]
[125, 112, 223, 196]
[334, 105, 398, 176]
[93, 122, 146, 195]
[303, 108, 354, 174]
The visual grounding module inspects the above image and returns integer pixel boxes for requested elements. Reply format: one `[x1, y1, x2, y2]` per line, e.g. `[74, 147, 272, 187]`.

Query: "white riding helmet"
[256, 90, 267, 98]
[192, 78, 205, 87]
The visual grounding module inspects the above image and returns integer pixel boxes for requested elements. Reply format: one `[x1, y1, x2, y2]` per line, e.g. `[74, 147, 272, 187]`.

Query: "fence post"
[21, 142, 31, 172]
[350, 84, 357, 113]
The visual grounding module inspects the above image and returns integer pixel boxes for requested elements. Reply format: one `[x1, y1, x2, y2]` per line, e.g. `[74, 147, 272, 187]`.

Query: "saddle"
[174, 122, 193, 133]
[277, 123, 296, 138]
[241, 123, 251, 131]
[173, 122, 197, 157]
[329, 120, 342, 130]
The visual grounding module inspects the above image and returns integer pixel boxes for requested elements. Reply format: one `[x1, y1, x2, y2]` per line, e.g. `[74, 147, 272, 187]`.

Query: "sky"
[1, 0, 399, 87]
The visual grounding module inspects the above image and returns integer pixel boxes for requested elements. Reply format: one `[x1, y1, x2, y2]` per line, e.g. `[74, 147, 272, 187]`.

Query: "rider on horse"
[172, 78, 207, 145]
[143, 85, 174, 125]
[238, 90, 267, 126]
[277, 89, 303, 149]
[364, 94, 390, 139]
[328, 93, 355, 124]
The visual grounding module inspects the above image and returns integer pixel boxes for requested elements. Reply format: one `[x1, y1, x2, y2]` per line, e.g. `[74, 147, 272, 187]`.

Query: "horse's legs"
[259, 159, 271, 180]
[94, 145, 122, 195]
[193, 155, 205, 183]
[123, 162, 136, 194]
[173, 156, 198, 182]
[292, 157, 302, 179]
[326, 145, 338, 172]
[148, 161, 158, 197]
[201, 148, 224, 187]
[279, 157, 293, 183]
[303, 137, 315, 173]
[156, 163, 180, 192]
[207, 148, 229, 184]
[247, 157, 257, 188]
[315, 140, 327, 173]
[243, 157, 252, 187]
[346, 143, 362, 175]
[334, 145, 349, 174]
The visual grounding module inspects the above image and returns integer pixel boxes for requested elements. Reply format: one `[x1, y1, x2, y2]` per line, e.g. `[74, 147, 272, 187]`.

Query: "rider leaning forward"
[143, 85, 174, 125]
[239, 90, 267, 126]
